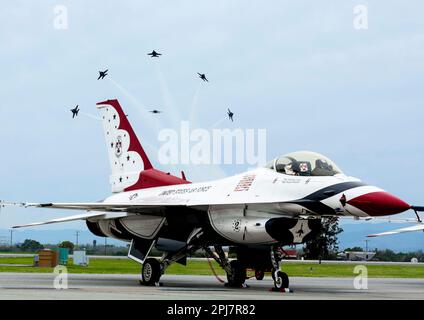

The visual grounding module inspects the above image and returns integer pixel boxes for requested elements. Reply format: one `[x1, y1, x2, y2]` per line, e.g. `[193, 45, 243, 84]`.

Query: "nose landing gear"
[273, 270, 289, 290]
[271, 245, 290, 291]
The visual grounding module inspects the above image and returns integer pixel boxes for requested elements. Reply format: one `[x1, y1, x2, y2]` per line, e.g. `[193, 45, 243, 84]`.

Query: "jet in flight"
[148, 50, 162, 58]
[198, 73, 208, 82]
[227, 108, 234, 122]
[149, 110, 162, 114]
[70, 105, 79, 118]
[6, 99, 422, 291]
[98, 69, 108, 80]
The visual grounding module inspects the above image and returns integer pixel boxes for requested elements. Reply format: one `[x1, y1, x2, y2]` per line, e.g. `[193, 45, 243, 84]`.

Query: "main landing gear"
[271, 245, 289, 290]
[140, 251, 188, 286]
[141, 258, 162, 286]
[204, 245, 247, 288]
[227, 260, 247, 287]
[140, 231, 203, 286]
[140, 247, 195, 286]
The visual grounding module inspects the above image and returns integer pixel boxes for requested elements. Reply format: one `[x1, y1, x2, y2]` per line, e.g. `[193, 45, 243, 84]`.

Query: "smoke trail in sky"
[189, 83, 201, 128]
[79, 111, 101, 121]
[154, 62, 181, 128]
[107, 76, 162, 134]
[209, 117, 227, 129]
[108, 77, 148, 113]
[107, 76, 161, 159]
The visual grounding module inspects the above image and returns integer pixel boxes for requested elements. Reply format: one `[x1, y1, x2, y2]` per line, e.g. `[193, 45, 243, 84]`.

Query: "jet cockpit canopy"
[265, 151, 343, 177]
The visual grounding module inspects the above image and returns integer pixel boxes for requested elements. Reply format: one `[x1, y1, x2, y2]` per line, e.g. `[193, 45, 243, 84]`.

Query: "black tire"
[255, 269, 265, 281]
[226, 260, 246, 287]
[141, 258, 161, 286]
[273, 271, 289, 290]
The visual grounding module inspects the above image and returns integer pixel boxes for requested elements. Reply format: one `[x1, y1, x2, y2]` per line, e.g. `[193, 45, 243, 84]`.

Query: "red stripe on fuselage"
[125, 168, 191, 191]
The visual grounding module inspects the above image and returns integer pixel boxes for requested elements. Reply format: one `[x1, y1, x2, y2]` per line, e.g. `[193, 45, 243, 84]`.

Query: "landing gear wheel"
[273, 271, 289, 290]
[255, 269, 265, 281]
[226, 260, 246, 287]
[141, 258, 161, 286]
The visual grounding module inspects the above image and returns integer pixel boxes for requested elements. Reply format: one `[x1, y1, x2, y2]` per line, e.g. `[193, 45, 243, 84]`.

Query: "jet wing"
[23, 199, 189, 212]
[367, 223, 424, 237]
[3, 199, 192, 228]
[341, 216, 419, 223]
[13, 212, 131, 228]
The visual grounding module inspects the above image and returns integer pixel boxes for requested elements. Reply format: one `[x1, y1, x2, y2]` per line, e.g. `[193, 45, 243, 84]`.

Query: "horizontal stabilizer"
[13, 212, 130, 228]
[367, 223, 424, 237]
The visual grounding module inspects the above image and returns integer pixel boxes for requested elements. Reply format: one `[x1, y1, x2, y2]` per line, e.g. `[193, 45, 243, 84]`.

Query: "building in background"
[339, 251, 376, 261]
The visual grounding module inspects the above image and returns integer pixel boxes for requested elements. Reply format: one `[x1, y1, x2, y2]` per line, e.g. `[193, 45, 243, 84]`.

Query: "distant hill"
[0, 228, 123, 247]
[338, 221, 424, 252]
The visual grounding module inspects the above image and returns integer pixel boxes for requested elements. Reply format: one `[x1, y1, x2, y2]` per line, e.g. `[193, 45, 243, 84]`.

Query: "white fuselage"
[104, 167, 378, 217]
[98, 168, 383, 245]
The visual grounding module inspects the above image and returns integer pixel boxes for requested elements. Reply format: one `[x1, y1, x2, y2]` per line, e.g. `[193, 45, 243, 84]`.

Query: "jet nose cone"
[347, 191, 410, 216]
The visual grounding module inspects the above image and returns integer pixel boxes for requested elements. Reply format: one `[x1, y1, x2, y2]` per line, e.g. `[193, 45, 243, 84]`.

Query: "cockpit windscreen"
[265, 151, 343, 177]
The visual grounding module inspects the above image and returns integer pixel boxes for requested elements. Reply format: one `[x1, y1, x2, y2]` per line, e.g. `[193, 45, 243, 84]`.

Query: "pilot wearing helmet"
[311, 159, 334, 176]
[284, 163, 295, 175]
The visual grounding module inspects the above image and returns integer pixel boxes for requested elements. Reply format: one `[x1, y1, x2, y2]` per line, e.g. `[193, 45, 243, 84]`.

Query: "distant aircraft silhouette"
[70, 105, 80, 118]
[148, 50, 162, 58]
[97, 69, 108, 80]
[198, 73, 208, 82]
[149, 110, 162, 114]
[197, 72, 209, 82]
[227, 108, 234, 122]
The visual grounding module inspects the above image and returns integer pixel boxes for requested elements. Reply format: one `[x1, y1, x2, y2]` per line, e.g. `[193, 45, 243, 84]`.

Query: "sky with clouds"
[1, 1, 423, 249]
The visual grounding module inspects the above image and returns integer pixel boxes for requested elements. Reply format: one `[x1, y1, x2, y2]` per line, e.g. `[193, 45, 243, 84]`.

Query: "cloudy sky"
[1, 1, 423, 249]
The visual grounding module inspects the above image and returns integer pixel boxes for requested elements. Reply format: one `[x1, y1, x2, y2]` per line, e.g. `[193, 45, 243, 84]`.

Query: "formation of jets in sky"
[71, 50, 234, 121]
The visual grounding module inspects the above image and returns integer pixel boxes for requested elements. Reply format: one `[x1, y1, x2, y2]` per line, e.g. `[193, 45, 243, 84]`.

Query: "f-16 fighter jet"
[70, 105, 79, 118]
[7, 99, 422, 291]
[148, 50, 162, 58]
[198, 73, 208, 82]
[227, 108, 234, 122]
[98, 69, 108, 80]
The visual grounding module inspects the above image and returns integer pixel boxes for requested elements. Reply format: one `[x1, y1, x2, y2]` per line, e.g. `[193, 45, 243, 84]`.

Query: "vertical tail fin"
[97, 99, 153, 193]
[97, 99, 189, 193]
